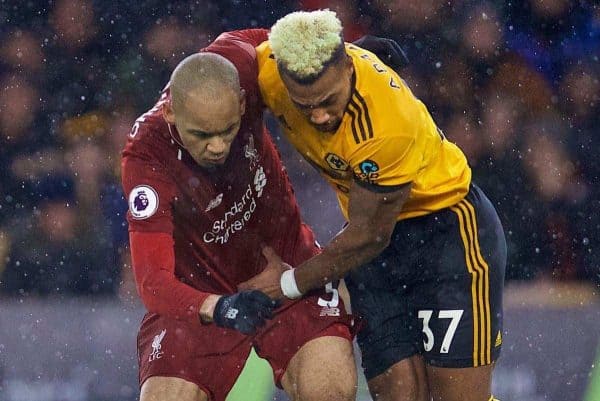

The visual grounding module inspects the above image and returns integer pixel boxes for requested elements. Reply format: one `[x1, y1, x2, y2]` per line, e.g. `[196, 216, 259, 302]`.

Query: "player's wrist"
[280, 268, 302, 299]
[199, 294, 222, 323]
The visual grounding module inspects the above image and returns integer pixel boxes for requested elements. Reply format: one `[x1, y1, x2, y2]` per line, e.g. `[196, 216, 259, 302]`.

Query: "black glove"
[352, 35, 409, 72]
[212, 290, 278, 335]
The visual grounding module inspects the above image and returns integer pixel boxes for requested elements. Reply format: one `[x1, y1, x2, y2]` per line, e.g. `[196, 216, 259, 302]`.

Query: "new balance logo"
[205, 193, 223, 212]
[320, 307, 340, 317]
[149, 329, 166, 362]
[254, 167, 266, 197]
[225, 308, 239, 319]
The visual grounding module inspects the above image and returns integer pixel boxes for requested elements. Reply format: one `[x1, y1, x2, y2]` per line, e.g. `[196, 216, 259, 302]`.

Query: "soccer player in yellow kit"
[240, 10, 506, 401]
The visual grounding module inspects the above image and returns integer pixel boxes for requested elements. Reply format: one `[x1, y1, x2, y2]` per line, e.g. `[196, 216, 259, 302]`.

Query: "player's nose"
[310, 108, 330, 125]
[207, 136, 226, 154]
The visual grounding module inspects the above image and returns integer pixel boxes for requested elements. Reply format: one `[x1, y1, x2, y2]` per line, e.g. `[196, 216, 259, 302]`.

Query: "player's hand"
[238, 246, 290, 300]
[352, 35, 409, 72]
[212, 290, 278, 335]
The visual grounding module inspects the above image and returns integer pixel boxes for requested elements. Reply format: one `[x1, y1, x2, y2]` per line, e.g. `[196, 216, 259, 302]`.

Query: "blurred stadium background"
[0, 1, 598, 400]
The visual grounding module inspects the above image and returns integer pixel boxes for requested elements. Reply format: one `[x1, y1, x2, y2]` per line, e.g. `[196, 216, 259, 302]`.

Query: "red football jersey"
[122, 31, 318, 300]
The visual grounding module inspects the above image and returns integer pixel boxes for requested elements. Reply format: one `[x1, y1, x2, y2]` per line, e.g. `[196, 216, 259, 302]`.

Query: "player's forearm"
[199, 294, 222, 322]
[130, 231, 211, 322]
[137, 268, 211, 320]
[214, 29, 269, 47]
[293, 181, 409, 293]
[294, 225, 389, 293]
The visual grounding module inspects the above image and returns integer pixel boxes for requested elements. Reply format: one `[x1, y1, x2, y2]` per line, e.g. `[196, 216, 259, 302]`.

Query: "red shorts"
[137, 291, 354, 401]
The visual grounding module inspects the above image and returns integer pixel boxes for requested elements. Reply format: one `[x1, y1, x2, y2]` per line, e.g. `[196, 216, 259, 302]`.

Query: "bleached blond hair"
[269, 9, 344, 82]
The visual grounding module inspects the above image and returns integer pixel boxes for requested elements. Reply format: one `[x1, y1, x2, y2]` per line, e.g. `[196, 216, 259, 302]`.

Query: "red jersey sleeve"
[200, 29, 268, 114]
[130, 231, 210, 322]
[121, 135, 177, 234]
[122, 123, 211, 322]
[207, 29, 269, 50]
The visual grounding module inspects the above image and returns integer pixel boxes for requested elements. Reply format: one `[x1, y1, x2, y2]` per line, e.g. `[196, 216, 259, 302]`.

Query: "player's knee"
[284, 335, 357, 401]
[140, 376, 207, 401]
[290, 356, 357, 401]
[368, 357, 429, 401]
[330, 369, 357, 401]
[296, 371, 356, 401]
[369, 373, 425, 401]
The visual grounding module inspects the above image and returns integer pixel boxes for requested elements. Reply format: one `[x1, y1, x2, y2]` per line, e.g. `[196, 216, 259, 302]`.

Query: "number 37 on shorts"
[418, 307, 502, 367]
[418, 309, 463, 354]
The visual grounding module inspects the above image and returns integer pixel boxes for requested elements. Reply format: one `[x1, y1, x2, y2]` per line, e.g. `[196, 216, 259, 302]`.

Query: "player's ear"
[162, 100, 176, 124]
[344, 54, 354, 76]
[239, 88, 246, 116]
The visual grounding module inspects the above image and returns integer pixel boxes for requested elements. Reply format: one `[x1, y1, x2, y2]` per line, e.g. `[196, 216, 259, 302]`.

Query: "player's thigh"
[366, 355, 428, 401]
[140, 376, 207, 401]
[138, 313, 251, 401]
[415, 194, 505, 369]
[345, 275, 428, 401]
[414, 187, 504, 399]
[282, 331, 356, 401]
[254, 290, 356, 401]
[345, 268, 422, 381]
[426, 364, 494, 401]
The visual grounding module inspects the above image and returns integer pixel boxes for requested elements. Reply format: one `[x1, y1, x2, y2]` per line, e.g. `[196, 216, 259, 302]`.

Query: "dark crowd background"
[0, 0, 598, 299]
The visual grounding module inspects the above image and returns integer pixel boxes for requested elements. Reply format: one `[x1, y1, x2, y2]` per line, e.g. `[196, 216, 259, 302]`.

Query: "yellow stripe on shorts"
[450, 200, 491, 366]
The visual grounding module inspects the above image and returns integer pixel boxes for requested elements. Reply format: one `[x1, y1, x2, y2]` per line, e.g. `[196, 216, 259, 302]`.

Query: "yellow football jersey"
[256, 41, 471, 220]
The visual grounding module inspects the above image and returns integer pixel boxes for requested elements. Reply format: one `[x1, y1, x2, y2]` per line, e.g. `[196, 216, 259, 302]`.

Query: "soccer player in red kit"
[121, 30, 357, 401]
